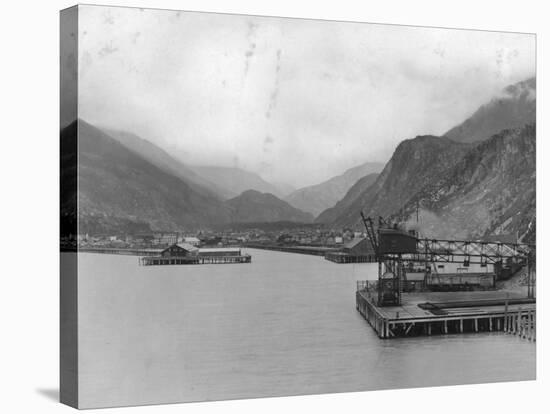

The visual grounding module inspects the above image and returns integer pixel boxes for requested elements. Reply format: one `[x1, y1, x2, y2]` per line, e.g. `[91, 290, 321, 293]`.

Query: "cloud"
[243, 21, 259, 76]
[77, 5, 535, 187]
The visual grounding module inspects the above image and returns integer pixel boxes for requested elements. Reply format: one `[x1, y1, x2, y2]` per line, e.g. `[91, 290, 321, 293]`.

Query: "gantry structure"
[360, 213, 535, 306]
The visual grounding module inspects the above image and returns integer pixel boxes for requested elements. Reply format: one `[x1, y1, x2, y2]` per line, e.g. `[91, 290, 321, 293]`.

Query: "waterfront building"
[161, 243, 199, 257]
[184, 236, 201, 246]
[198, 247, 243, 257]
[325, 237, 376, 263]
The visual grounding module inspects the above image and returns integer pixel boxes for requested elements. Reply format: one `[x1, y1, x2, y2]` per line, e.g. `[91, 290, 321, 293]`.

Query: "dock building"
[324, 237, 376, 263]
[140, 243, 251, 265]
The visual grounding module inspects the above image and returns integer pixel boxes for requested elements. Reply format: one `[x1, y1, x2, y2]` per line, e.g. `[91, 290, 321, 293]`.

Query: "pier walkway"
[245, 244, 338, 256]
[325, 252, 376, 263]
[356, 283, 536, 340]
[140, 254, 251, 266]
[78, 247, 162, 256]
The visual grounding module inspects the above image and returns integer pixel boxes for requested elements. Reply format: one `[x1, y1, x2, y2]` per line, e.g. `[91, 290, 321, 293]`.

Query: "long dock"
[78, 247, 162, 256]
[140, 254, 251, 266]
[325, 252, 376, 263]
[245, 243, 338, 256]
[356, 282, 536, 340]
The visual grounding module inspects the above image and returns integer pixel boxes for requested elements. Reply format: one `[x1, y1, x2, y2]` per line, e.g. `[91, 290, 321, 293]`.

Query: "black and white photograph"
[2, 1, 547, 413]
[58, 4, 539, 409]
[61, 5, 536, 408]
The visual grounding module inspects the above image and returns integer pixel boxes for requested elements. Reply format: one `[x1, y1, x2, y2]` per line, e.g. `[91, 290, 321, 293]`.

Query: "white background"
[0, 0, 546, 413]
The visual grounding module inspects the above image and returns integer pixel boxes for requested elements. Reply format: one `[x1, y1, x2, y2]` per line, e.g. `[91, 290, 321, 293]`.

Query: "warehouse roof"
[175, 243, 199, 251]
[344, 237, 368, 249]
[184, 237, 201, 242]
[198, 247, 241, 253]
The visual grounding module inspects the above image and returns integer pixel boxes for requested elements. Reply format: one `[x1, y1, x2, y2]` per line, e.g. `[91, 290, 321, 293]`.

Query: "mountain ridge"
[315, 173, 379, 224]
[225, 189, 314, 224]
[103, 128, 229, 201]
[285, 162, 384, 216]
[396, 124, 535, 242]
[70, 120, 233, 234]
[189, 165, 289, 200]
[316, 76, 536, 242]
[317, 136, 471, 228]
[104, 128, 292, 200]
[63, 121, 314, 234]
[445, 77, 535, 143]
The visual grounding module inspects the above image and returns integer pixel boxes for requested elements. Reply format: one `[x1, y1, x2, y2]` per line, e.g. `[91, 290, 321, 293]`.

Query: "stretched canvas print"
[60, 4, 536, 409]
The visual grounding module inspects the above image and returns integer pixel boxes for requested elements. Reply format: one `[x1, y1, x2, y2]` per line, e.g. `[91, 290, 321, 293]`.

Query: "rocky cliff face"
[396, 124, 535, 242]
[317, 136, 471, 228]
[225, 190, 314, 224]
[318, 77, 536, 243]
[445, 77, 535, 143]
[314, 173, 378, 224]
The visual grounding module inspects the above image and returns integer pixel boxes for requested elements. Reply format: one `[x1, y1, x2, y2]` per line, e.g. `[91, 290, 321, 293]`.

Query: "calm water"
[75, 249, 535, 408]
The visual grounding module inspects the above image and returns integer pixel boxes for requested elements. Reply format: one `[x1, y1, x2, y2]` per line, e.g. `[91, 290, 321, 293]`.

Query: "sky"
[72, 5, 535, 188]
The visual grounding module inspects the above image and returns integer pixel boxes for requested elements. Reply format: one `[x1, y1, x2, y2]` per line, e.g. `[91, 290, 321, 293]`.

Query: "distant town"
[64, 225, 367, 252]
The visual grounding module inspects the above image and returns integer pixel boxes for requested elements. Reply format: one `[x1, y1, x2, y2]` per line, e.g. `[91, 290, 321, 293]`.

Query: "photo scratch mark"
[265, 49, 282, 119]
[243, 21, 259, 76]
[263, 135, 274, 153]
[103, 11, 115, 25]
[98, 41, 119, 58]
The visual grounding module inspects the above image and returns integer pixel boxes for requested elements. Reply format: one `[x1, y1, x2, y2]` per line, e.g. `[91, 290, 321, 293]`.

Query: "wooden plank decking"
[356, 288, 536, 340]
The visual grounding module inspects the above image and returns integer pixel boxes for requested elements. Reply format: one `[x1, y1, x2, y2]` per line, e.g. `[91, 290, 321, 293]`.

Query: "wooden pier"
[245, 244, 338, 256]
[140, 254, 251, 266]
[78, 247, 163, 256]
[324, 252, 376, 263]
[356, 282, 535, 340]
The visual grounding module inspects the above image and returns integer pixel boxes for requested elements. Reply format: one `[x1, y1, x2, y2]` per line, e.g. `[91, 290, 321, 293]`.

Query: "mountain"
[271, 181, 296, 198]
[317, 137, 471, 228]
[60, 121, 78, 237]
[104, 128, 295, 201]
[190, 166, 286, 199]
[395, 124, 535, 242]
[103, 129, 229, 200]
[445, 77, 535, 143]
[318, 77, 536, 233]
[314, 173, 379, 224]
[285, 162, 384, 216]
[214, 221, 321, 232]
[225, 190, 314, 224]
[63, 120, 233, 234]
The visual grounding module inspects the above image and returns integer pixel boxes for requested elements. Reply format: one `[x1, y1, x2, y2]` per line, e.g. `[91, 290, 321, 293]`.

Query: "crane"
[360, 212, 535, 306]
